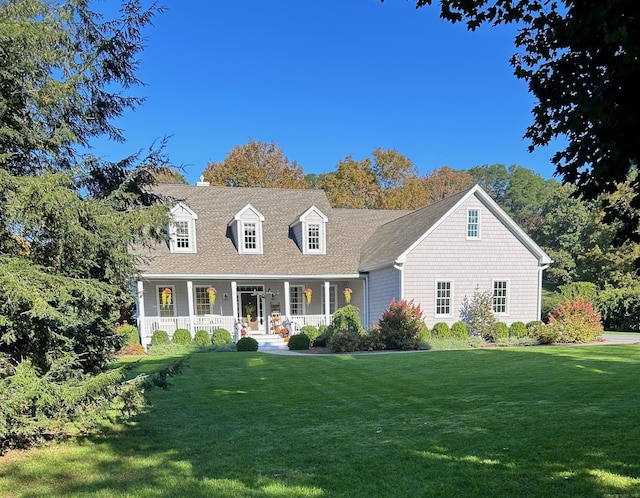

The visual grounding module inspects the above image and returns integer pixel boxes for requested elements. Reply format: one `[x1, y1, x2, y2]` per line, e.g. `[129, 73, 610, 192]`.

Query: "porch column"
[231, 281, 238, 320]
[284, 281, 291, 318]
[324, 280, 331, 326]
[136, 280, 146, 345]
[187, 280, 195, 335]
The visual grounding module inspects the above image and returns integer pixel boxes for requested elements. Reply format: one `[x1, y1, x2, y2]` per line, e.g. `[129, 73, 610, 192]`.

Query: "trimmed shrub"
[151, 329, 170, 346]
[431, 322, 451, 340]
[172, 328, 192, 345]
[509, 321, 527, 338]
[328, 329, 361, 353]
[419, 323, 430, 341]
[300, 325, 320, 344]
[193, 330, 212, 347]
[118, 324, 140, 345]
[236, 336, 259, 351]
[288, 333, 311, 350]
[361, 328, 386, 351]
[548, 297, 603, 343]
[212, 328, 233, 345]
[378, 299, 424, 350]
[451, 321, 468, 340]
[489, 322, 509, 342]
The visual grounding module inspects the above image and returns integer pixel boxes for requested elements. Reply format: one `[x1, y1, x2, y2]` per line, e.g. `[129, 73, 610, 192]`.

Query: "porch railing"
[138, 315, 237, 347]
[138, 314, 336, 348]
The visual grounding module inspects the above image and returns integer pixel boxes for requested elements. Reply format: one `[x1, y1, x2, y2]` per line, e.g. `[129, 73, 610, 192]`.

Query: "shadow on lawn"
[3, 347, 639, 497]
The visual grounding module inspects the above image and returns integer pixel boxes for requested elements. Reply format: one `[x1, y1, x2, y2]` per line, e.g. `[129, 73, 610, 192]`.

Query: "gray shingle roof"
[359, 187, 473, 268]
[137, 185, 410, 277]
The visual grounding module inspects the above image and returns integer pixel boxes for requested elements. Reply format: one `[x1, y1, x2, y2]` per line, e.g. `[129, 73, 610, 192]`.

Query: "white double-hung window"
[467, 208, 480, 239]
[493, 280, 509, 315]
[169, 203, 198, 253]
[435, 281, 453, 317]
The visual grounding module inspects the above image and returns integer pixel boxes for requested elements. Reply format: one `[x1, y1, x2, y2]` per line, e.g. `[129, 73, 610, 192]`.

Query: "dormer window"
[231, 204, 264, 254]
[169, 203, 198, 253]
[291, 206, 328, 255]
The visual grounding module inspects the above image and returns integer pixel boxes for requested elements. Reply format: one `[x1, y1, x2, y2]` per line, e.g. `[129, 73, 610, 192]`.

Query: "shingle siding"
[402, 196, 541, 326]
[368, 266, 401, 327]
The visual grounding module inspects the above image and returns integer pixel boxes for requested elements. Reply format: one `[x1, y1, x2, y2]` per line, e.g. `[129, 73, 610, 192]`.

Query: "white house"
[134, 183, 552, 348]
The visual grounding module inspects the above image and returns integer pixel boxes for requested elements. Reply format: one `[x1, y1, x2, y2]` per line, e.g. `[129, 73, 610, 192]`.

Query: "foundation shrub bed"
[212, 329, 233, 345]
[360, 328, 386, 351]
[172, 329, 192, 345]
[489, 322, 509, 342]
[328, 329, 361, 352]
[378, 299, 424, 350]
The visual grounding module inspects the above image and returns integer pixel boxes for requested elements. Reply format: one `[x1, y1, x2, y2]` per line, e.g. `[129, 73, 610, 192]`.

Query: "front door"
[238, 286, 264, 332]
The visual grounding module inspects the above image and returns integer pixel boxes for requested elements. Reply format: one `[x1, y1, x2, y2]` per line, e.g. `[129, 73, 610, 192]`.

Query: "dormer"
[169, 202, 198, 253]
[230, 204, 265, 254]
[290, 206, 328, 255]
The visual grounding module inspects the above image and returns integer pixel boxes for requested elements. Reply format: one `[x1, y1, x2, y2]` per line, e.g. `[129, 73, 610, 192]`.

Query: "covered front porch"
[136, 278, 364, 348]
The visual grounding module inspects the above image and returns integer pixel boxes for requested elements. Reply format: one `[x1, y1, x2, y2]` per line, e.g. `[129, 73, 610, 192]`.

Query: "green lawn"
[2, 346, 640, 497]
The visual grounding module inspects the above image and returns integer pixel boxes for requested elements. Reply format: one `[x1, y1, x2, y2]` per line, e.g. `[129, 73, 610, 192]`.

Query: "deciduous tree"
[202, 139, 308, 189]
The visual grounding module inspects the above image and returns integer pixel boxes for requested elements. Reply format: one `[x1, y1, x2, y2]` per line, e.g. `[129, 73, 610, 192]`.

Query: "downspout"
[537, 264, 550, 321]
[136, 280, 146, 348]
[363, 274, 369, 329]
[187, 280, 195, 335]
[394, 261, 404, 301]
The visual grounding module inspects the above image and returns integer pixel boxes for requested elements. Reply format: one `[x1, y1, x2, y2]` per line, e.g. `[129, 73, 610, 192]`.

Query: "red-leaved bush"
[548, 297, 603, 343]
[378, 299, 426, 350]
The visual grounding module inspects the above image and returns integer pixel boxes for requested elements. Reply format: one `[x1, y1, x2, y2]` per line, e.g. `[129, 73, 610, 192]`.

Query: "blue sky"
[93, 0, 562, 185]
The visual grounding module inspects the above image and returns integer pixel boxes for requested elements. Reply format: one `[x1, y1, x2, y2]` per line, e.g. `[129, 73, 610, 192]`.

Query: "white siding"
[367, 266, 401, 328]
[402, 195, 541, 326]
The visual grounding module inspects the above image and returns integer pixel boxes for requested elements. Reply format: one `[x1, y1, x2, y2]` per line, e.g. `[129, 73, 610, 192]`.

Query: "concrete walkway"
[602, 333, 640, 344]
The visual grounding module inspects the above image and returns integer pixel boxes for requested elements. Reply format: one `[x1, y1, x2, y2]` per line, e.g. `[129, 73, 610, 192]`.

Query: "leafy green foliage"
[172, 329, 192, 345]
[431, 322, 451, 340]
[287, 333, 311, 351]
[450, 321, 468, 340]
[151, 330, 170, 346]
[236, 337, 259, 352]
[462, 289, 498, 340]
[212, 329, 233, 345]
[119, 324, 141, 346]
[509, 322, 527, 338]
[378, 299, 424, 350]
[193, 330, 212, 347]
[330, 305, 365, 335]
[489, 322, 509, 343]
[0, 354, 145, 453]
[408, 1, 640, 249]
[360, 328, 386, 351]
[327, 329, 361, 353]
[548, 298, 603, 343]
[596, 285, 640, 331]
[300, 325, 320, 344]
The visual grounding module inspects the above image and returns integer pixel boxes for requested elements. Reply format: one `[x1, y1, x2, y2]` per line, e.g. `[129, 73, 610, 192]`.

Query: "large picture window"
[435, 281, 452, 316]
